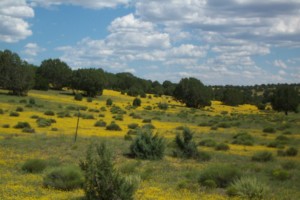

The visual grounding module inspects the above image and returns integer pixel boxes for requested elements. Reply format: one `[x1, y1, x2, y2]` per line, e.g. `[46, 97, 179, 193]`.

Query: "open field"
[0, 89, 299, 200]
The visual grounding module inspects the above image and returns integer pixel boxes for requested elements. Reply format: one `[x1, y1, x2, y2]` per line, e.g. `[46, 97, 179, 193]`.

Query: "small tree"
[174, 127, 198, 158]
[106, 98, 113, 106]
[81, 143, 136, 200]
[132, 98, 141, 107]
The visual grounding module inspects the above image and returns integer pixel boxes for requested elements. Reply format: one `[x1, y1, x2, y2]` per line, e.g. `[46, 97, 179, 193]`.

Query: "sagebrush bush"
[29, 98, 35, 105]
[142, 124, 155, 130]
[158, 102, 168, 110]
[199, 139, 217, 147]
[252, 151, 274, 162]
[128, 123, 139, 129]
[142, 119, 151, 123]
[106, 122, 122, 131]
[22, 159, 47, 173]
[199, 164, 241, 188]
[37, 118, 55, 127]
[106, 98, 113, 106]
[281, 161, 297, 170]
[86, 97, 93, 102]
[271, 169, 291, 181]
[0, 108, 4, 114]
[94, 120, 106, 127]
[81, 143, 136, 200]
[227, 176, 269, 199]
[74, 93, 83, 101]
[263, 127, 276, 133]
[232, 132, 254, 146]
[10, 111, 20, 117]
[130, 130, 165, 160]
[132, 98, 141, 107]
[22, 127, 35, 133]
[44, 110, 55, 116]
[215, 143, 230, 151]
[174, 127, 199, 159]
[43, 165, 84, 190]
[16, 107, 24, 112]
[14, 122, 31, 129]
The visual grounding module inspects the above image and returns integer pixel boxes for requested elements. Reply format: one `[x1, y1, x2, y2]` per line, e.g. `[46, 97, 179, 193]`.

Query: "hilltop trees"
[271, 85, 299, 115]
[222, 88, 244, 106]
[174, 77, 212, 108]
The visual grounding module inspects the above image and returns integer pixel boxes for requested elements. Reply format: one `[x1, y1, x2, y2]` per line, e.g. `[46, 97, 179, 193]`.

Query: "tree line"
[0, 49, 299, 114]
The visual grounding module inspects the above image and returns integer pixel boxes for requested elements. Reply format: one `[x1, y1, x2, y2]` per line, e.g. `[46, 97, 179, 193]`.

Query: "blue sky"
[0, 0, 299, 85]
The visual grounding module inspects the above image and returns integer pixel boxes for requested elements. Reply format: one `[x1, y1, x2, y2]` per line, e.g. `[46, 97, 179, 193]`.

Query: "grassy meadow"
[0, 89, 299, 200]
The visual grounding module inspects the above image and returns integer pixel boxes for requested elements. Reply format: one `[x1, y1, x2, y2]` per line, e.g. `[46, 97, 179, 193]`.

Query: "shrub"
[282, 130, 292, 135]
[271, 169, 291, 181]
[57, 111, 71, 118]
[252, 151, 274, 162]
[128, 123, 139, 129]
[37, 118, 55, 127]
[10, 111, 20, 117]
[14, 122, 31, 129]
[80, 143, 136, 200]
[74, 93, 83, 101]
[227, 176, 269, 199]
[132, 98, 141, 107]
[51, 127, 58, 131]
[263, 127, 276, 133]
[130, 130, 165, 160]
[31, 115, 39, 119]
[106, 122, 122, 131]
[113, 115, 123, 121]
[82, 114, 94, 119]
[286, 147, 298, 156]
[44, 110, 55, 116]
[215, 143, 230, 151]
[199, 139, 217, 147]
[22, 127, 35, 133]
[94, 120, 106, 127]
[232, 132, 254, 146]
[142, 124, 155, 130]
[158, 102, 168, 110]
[142, 119, 151, 123]
[144, 106, 152, 110]
[199, 164, 241, 188]
[124, 134, 133, 141]
[19, 99, 27, 104]
[16, 107, 24, 112]
[0, 108, 3, 114]
[22, 159, 47, 173]
[202, 179, 217, 188]
[106, 98, 113, 106]
[29, 98, 36, 105]
[86, 97, 93, 102]
[217, 122, 231, 128]
[281, 161, 297, 170]
[2, 124, 10, 128]
[43, 166, 84, 190]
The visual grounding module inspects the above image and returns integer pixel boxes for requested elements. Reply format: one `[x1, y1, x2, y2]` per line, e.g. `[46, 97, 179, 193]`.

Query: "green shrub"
[252, 151, 274, 162]
[106, 122, 122, 131]
[86, 97, 93, 102]
[44, 110, 55, 116]
[14, 122, 31, 129]
[232, 132, 254, 146]
[19, 99, 27, 104]
[82, 114, 94, 119]
[144, 106, 152, 110]
[127, 130, 137, 136]
[263, 127, 276, 133]
[215, 143, 230, 151]
[128, 123, 139, 129]
[142, 124, 155, 130]
[43, 165, 84, 190]
[282, 130, 292, 135]
[94, 120, 106, 127]
[124, 134, 133, 141]
[29, 98, 36, 105]
[10, 111, 20, 117]
[202, 179, 217, 188]
[80, 143, 136, 200]
[132, 98, 141, 107]
[110, 106, 126, 114]
[51, 127, 58, 131]
[16, 107, 24, 112]
[199, 139, 217, 147]
[113, 114, 123, 121]
[37, 118, 55, 127]
[281, 161, 297, 170]
[286, 147, 298, 156]
[22, 159, 47, 173]
[227, 176, 269, 199]
[199, 164, 241, 188]
[22, 127, 35, 133]
[106, 98, 113, 106]
[158, 102, 168, 110]
[142, 119, 151, 123]
[271, 169, 291, 181]
[74, 93, 83, 101]
[217, 122, 231, 128]
[2, 124, 10, 128]
[130, 130, 165, 160]
[98, 114, 105, 118]
[57, 111, 71, 118]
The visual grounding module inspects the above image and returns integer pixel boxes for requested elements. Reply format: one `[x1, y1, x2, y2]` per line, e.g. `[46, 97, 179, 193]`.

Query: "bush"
[106, 122, 122, 131]
[215, 143, 230, 151]
[22, 127, 35, 133]
[57, 111, 71, 118]
[281, 161, 297, 170]
[29, 98, 36, 105]
[2, 124, 10, 128]
[202, 179, 217, 188]
[74, 93, 83, 101]
[232, 132, 254, 146]
[37, 118, 55, 127]
[286, 147, 298, 156]
[199, 139, 217, 147]
[263, 127, 276, 133]
[14, 122, 31, 129]
[43, 166, 84, 190]
[80, 143, 136, 200]
[10, 111, 20, 117]
[22, 159, 47, 173]
[142, 124, 155, 130]
[128, 123, 139, 129]
[106, 98, 113, 106]
[113, 115, 123, 121]
[227, 176, 269, 199]
[158, 102, 168, 110]
[86, 97, 93, 102]
[94, 120, 106, 127]
[132, 98, 141, 107]
[0, 108, 4, 114]
[44, 110, 55, 116]
[16, 107, 24, 112]
[271, 169, 291, 181]
[130, 130, 165, 160]
[199, 164, 241, 188]
[142, 119, 151, 123]
[252, 151, 274, 162]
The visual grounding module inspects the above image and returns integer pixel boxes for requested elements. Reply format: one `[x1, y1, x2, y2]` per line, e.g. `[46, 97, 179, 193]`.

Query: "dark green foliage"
[202, 179, 217, 188]
[113, 114, 123, 121]
[271, 169, 291, 181]
[232, 132, 254, 146]
[22, 159, 47, 173]
[217, 122, 231, 128]
[19, 99, 27, 104]
[215, 143, 230, 151]
[110, 106, 126, 115]
[198, 139, 217, 147]
[14, 122, 31, 129]
[29, 98, 36, 105]
[16, 107, 24, 112]
[57, 111, 71, 118]
[142, 119, 151, 123]
[86, 97, 93, 102]
[173, 77, 211, 108]
[124, 134, 133, 141]
[271, 85, 299, 115]
[36, 118, 55, 127]
[286, 147, 298, 156]
[74, 93, 83, 101]
[44, 110, 55, 116]
[43, 166, 84, 190]
[158, 102, 168, 110]
[106, 98, 113, 106]
[132, 98, 141, 107]
[22, 127, 35, 133]
[106, 122, 122, 131]
[222, 88, 244, 106]
[2, 124, 10, 128]
[263, 127, 276, 133]
[142, 124, 155, 130]
[281, 161, 297, 170]
[199, 164, 241, 188]
[9, 111, 19, 117]
[252, 151, 274, 162]
[81, 143, 136, 200]
[94, 120, 107, 127]
[130, 130, 165, 160]
[31, 115, 39, 119]
[128, 123, 139, 129]
[0, 108, 3, 114]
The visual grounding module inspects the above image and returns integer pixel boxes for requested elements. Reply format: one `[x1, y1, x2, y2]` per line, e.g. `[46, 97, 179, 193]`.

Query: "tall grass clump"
[199, 164, 241, 188]
[130, 129, 165, 160]
[227, 176, 269, 199]
[80, 143, 137, 200]
[43, 165, 84, 190]
[22, 159, 47, 173]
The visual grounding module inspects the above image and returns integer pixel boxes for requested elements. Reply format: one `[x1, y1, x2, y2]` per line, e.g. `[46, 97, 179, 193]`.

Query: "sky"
[0, 0, 300, 85]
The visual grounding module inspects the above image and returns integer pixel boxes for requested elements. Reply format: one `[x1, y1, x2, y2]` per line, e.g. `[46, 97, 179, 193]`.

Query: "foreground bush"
[199, 164, 241, 188]
[252, 151, 274, 162]
[227, 176, 269, 199]
[43, 165, 83, 190]
[130, 130, 165, 160]
[22, 159, 47, 173]
[81, 143, 136, 200]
